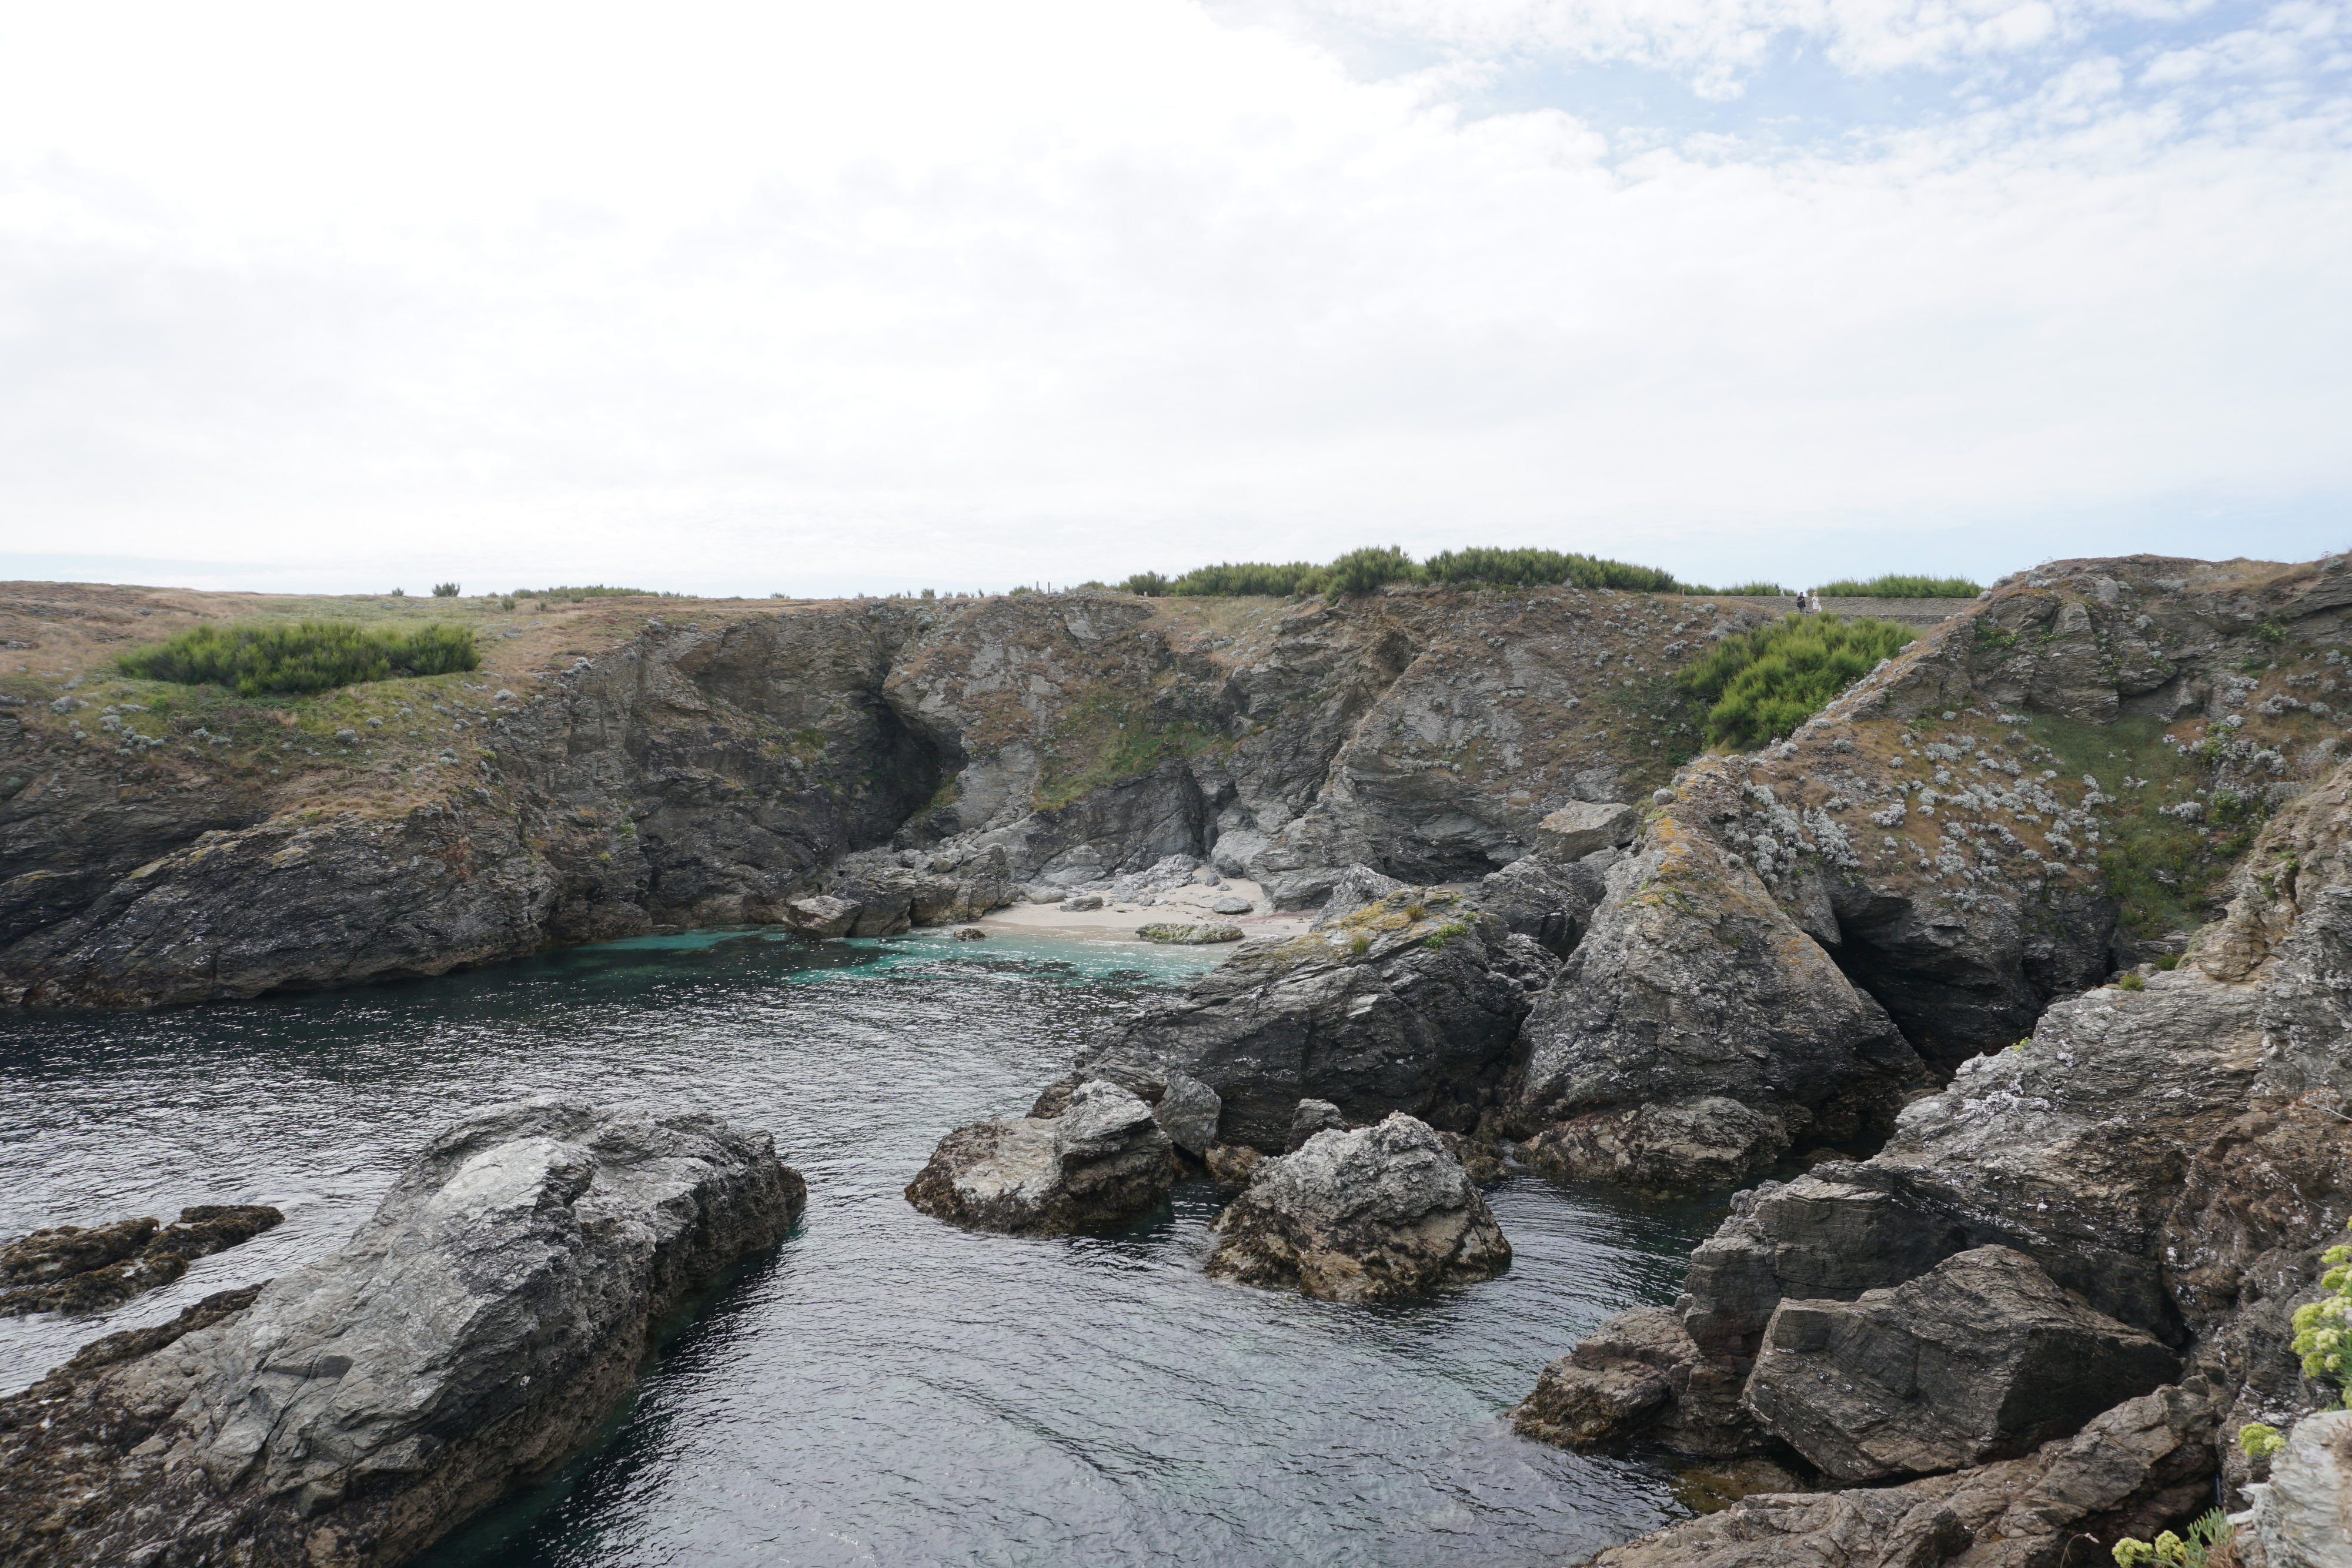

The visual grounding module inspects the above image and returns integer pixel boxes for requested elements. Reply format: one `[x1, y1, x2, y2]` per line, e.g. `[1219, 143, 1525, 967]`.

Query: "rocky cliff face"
[1529, 748, 2352, 1565]
[1498, 553, 2352, 1190]
[1, 581, 1776, 1005]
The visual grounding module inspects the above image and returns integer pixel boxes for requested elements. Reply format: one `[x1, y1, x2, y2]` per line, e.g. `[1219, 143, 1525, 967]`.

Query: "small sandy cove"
[974, 878, 1312, 944]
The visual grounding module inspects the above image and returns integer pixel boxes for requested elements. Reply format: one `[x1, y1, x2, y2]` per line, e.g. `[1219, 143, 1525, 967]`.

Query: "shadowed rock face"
[1204, 1114, 1509, 1302]
[1083, 891, 1560, 1152]
[1744, 1246, 2181, 1482]
[0, 1098, 806, 1568]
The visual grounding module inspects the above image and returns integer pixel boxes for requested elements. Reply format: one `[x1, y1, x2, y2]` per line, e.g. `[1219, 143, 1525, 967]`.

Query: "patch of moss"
[1032, 687, 1228, 811]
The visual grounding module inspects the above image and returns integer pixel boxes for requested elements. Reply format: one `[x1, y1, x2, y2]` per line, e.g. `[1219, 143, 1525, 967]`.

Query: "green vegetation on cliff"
[1121, 544, 1693, 600]
[1814, 573, 1982, 598]
[1678, 613, 1917, 748]
[118, 621, 480, 695]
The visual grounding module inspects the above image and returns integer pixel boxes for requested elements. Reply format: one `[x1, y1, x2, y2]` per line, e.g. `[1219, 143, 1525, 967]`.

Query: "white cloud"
[0, 0, 2346, 597]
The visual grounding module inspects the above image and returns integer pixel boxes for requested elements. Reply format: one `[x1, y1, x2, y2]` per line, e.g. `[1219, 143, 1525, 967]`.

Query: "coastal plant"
[1815, 574, 1982, 599]
[1675, 613, 1917, 750]
[432, 582, 460, 597]
[1419, 546, 1686, 594]
[117, 621, 479, 696]
[1118, 544, 1702, 600]
[2290, 1216, 2352, 1402]
[2116, 972, 2146, 991]
[1324, 545, 1421, 600]
[2110, 1508, 2234, 1566]
[1424, 920, 1469, 951]
[1710, 581, 1788, 596]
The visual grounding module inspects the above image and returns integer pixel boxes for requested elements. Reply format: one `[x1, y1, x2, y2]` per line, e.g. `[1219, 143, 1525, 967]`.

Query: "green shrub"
[118, 621, 479, 695]
[1130, 545, 1704, 600]
[1814, 574, 1982, 599]
[2291, 1218, 2352, 1402]
[1709, 581, 1788, 596]
[431, 582, 460, 597]
[2257, 616, 2290, 644]
[1420, 546, 1685, 594]
[1676, 614, 1917, 749]
[2116, 972, 2146, 991]
[509, 584, 664, 600]
[1324, 545, 1421, 599]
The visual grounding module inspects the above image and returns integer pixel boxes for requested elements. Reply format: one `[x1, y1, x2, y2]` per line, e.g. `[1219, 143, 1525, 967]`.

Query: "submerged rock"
[906, 1079, 1177, 1233]
[0, 1098, 806, 1568]
[1744, 1246, 2180, 1482]
[1, 1205, 283, 1318]
[1204, 1113, 1510, 1302]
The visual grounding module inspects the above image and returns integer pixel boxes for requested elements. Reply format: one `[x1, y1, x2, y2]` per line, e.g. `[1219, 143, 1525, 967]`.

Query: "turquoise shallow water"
[0, 928, 1720, 1567]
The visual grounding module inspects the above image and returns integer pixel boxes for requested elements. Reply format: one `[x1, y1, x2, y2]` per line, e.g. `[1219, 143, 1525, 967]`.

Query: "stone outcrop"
[1203, 1113, 1510, 1300]
[1, 1205, 283, 1316]
[1743, 1246, 2181, 1482]
[1077, 888, 1559, 1151]
[906, 1078, 1178, 1232]
[1534, 751, 2352, 1562]
[1576, 1382, 2223, 1568]
[1508, 789, 1931, 1190]
[1135, 922, 1242, 944]
[0, 1098, 806, 1568]
[1532, 800, 1639, 861]
[2246, 1409, 2352, 1568]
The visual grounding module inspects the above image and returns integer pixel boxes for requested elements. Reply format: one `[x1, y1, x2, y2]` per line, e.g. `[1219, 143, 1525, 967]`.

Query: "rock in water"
[1743, 1246, 2180, 1482]
[1, 1205, 285, 1317]
[1135, 923, 1243, 944]
[0, 1098, 806, 1568]
[906, 1079, 1177, 1233]
[1205, 1113, 1510, 1301]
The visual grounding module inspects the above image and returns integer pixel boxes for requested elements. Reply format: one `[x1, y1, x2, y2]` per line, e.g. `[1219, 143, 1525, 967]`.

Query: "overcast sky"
[1, 0, 2346, 598]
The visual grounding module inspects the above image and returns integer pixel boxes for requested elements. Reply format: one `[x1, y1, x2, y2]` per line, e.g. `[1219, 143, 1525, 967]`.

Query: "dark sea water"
[0, 929, 1723, 1568]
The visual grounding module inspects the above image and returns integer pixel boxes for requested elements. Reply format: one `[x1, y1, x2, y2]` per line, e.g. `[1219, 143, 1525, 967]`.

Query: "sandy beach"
[973, 877, 1312, 944]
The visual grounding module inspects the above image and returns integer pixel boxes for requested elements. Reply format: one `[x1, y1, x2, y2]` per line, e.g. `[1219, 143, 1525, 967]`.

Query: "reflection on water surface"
[0, 928, 1719, 1567]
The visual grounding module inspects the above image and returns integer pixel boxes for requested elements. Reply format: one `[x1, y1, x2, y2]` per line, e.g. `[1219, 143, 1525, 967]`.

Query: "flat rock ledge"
[0, 1098, 806, 1568]
[906, 1078, 1178, 1233]
[1, 1205, 282, 1316]
[1204, 1112, 1509, 1302]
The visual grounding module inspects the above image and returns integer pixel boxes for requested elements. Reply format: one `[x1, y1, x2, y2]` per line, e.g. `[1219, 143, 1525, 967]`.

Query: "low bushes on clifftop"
[1813, 573, 1982, 598]
[1676, 612, 1917, 749]
[116, 620, 479, 695]
[1120, 544, 1696, 600]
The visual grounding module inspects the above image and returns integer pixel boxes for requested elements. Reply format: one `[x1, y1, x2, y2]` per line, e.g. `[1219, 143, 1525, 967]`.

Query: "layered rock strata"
[0, 1097, 806, 1568]
[1204, 1113, 1510, 1300]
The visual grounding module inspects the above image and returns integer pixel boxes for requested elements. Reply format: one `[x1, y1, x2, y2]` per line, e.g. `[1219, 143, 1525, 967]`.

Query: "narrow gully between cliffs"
[0, 928, 1725, 1567]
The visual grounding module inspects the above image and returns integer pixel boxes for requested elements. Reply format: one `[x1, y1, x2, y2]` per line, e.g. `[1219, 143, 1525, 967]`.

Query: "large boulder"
[1511, 1306, 1750, 1455]
[1575, 1383, 2223, 1568]
[1472, 846, 1616, 956]
[906, 1079, 1177, 1232]
[0, 1098, 806, 1568]
[1204, 1113, 1510, 1301]
[1086, 888, 1559, 1151]
[1745, 1246, 2181, 1482]
[1508, 790, 1930, 1191]
[1531, 800, 1638, 861]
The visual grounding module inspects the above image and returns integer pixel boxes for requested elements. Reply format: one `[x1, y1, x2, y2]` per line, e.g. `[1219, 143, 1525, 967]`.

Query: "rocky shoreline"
[0, 1099, 806, 1568]
[8, 553, 2352, 1561]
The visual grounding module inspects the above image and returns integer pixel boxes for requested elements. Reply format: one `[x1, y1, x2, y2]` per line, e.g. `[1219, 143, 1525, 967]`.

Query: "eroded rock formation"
[1203, 1113, 1510, 1301]
[905, 1078, 1181, 1232]
[0, 1098, 806, 1568]
[1, 1205, 282, 1316]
